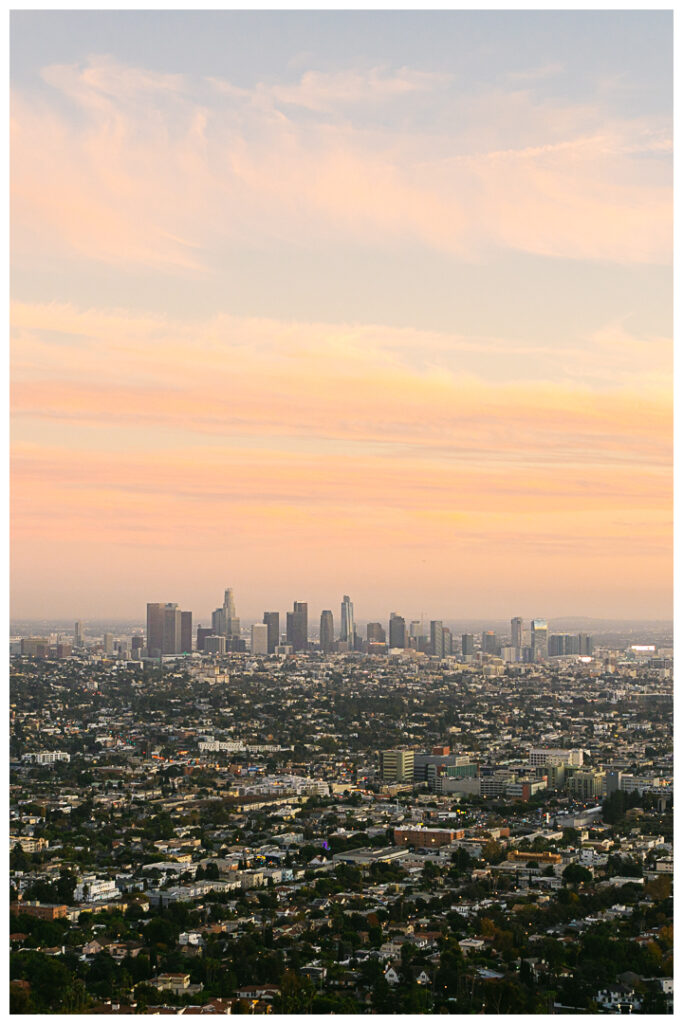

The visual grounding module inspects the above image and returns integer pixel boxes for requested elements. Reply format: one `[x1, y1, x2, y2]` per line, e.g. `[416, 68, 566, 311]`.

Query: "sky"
[10, 11, 673, 623]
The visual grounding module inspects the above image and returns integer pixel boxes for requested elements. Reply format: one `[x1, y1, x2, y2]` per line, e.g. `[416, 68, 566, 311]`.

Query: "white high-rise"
[251, 622, 269, 655]
[341, 594, 355, 644]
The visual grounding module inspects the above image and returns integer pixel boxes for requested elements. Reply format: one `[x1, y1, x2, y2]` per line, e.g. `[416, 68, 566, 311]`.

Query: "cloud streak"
[11, 56, 672, 271]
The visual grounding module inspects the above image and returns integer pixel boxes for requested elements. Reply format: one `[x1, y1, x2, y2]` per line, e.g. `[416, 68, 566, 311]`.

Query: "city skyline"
[10, 11, 672, 620]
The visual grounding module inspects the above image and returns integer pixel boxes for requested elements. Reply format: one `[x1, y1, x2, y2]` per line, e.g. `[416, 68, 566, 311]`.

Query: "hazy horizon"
[11, 11, 672, 621]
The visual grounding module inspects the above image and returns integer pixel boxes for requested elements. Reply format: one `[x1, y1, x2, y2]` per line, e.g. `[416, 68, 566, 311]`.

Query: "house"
[596, 984, 642, 1013]
[384, 965, 400, 986]
[234, 985, 280, 1002]
[179, 998, 234, 1014]
[152, 973, 193, 996]
[300, 964, 327, 985]
[416, 970, 431, 986]
[459, 938, 486, 955]
[82, 939, 105, 957]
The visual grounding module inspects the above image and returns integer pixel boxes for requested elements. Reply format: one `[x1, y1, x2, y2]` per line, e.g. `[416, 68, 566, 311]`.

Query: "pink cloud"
[10, 57, 672, 270]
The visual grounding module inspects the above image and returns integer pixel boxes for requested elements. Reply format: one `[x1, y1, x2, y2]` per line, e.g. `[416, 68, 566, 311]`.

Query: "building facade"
[286, 602, 308, 652]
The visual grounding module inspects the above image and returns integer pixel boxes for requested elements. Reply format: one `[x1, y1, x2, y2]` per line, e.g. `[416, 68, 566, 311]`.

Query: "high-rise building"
[511, 616, 523, 649]
[131, 635, 144, 658]
[196, 626, 213, 652]
[380, 749, 415, 783]
[211, 606, 226, 637]
[442, 626, 453, 657]
[549, 633, 581, 657]
[286, 602, 308, 652]
[482, 630, 498, 655]
[147, 602, 192, 657]
[146, 603, 165, 658]
[204, 635, 226, 655]
[163, 604, 182, 655]
[103, 632, 114, 655]
[251, 623, 269, 655]
[461, 633, 474, 657]
[263, 612, 280, 654]
[212, 588, 240, 639]
[74, 621, 83, 649]
[341, 595, 355, 644]
[181, 611, 193, 653]
[430, 620, 444, 658]
[531, 618, 548, 661]
[224, 589, 240, 637]
[578, 633, 593, 656]
[320, 610, 334, 653]
[389, 613, 406, 649]
[367, 622, 386, 644]
[409, 620, 423, 639]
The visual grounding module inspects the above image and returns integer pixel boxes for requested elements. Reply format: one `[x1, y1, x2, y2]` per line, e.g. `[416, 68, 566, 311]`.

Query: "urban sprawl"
[10, 589, 673, 1014]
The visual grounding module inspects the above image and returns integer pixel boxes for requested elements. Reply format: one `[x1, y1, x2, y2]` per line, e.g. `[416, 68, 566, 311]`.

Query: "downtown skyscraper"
[147, 602, 192, 657]
[263, 612, 280, 654]
[532, 618, 549, 661]
[320, 610, 334, 653]
[340, 595, 355, 645]
[389, 613, 406, 649]
[511, 616, 523, 649]
[286, 601, 308, 652]
[212, 588, 240, 639]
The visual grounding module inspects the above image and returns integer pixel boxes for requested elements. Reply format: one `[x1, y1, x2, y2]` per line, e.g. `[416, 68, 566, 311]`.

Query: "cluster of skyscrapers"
[145, 602, 193, 658]
[141, 590, 592, 662]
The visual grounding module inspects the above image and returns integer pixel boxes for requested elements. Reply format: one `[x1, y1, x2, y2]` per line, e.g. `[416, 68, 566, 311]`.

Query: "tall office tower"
[442, 626, 453, 656]
[180, 611, 193, 653]
[531, 618, 548, 661]
[340, 595, 355, 644]
[103, 632, 114, 655]
[212, 588, 240, 639]
[389, 613, 406, 649]
[409, 620, 423, 639]
[511, 616, 523, 649]
[549, 634, 565, 657]
[286, 601, 308, 652]
[223, 588, 240, 637]
[578, 633, 593, 656]
[74, 621, 83, 649]
[131, 635, 144, 658]
[211, 606, 226, 636]
[196, 626, 214, 652]
[163, 603, 182, 655]
[320, 610, 334, 653]
[565, 635, 580, 655]
[251, 623, 269, 655]
[223, 587, 236, 621]
[430, 620, 444, 658]
[367, 622, 386, 643]
[461, 633, 475, 657]
[482, 630, 498, 655]
[263, 612, 280, 654]
[147, 603, 166, 658]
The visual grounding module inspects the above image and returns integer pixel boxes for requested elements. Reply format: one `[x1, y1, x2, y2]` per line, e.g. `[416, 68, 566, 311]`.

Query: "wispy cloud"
[11, 56, 672, 271]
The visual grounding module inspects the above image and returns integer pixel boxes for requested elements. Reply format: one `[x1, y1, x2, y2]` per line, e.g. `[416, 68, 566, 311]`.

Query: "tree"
[482, 840, 505, 865]
[10, 842, 31, 873]
[562, 863, 592, 886]
[273, 970, 315, 1013]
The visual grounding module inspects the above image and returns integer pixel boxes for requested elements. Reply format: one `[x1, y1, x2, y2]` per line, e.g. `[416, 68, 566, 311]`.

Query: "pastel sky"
[10, 11, 672, 623]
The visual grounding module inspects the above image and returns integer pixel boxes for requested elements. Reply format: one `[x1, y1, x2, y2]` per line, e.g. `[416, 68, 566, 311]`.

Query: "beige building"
[380, 748, 415, 782]
[567, 770, 607, 801]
